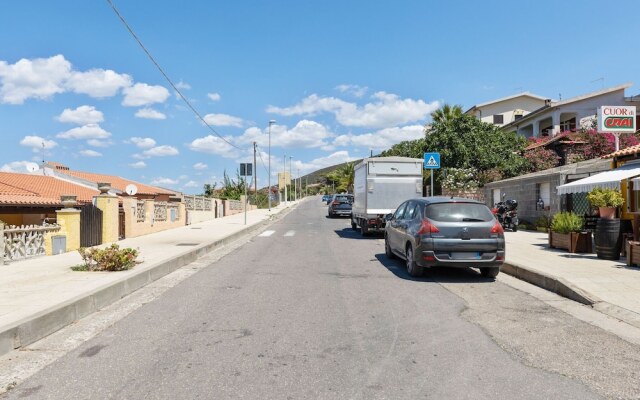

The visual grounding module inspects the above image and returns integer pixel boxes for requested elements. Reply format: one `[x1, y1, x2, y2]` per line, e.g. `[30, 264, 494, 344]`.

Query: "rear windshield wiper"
[462, 218, 485, 222]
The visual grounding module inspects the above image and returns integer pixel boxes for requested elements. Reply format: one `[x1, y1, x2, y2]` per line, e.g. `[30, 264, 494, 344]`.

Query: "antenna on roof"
[41, 142, 45, 166]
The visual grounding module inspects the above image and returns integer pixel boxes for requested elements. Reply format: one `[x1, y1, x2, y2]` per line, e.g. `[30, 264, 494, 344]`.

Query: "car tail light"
[496, 254, 505, 261]
[491, 221, 504, 234]
[332, 201, 339, 205]
[417, 219, 439, 235]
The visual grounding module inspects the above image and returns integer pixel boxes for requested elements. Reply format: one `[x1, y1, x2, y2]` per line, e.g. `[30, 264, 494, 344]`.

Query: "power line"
[105, 0, 241, 150]
[255, 145, 270, 176]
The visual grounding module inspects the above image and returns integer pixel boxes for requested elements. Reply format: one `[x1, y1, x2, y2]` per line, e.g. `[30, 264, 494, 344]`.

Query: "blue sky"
[2, 1, 640, 194]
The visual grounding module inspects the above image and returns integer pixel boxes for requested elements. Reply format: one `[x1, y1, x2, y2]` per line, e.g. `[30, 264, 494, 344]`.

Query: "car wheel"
[385, 235, 396, 259]
[512, 224, 518, 232]
[405, 245, 423, 277]
[351, 219, 357, 230]
[480, 267, 500, 278]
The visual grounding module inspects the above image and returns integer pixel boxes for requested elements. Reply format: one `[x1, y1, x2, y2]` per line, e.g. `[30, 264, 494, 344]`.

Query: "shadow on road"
[375, 254, 496, 283]
[334, 228, 383, 240]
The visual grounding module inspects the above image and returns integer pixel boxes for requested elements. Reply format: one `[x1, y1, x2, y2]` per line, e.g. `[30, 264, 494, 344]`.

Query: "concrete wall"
[121, 198, 186, 239]
[185, 198, 224, 224]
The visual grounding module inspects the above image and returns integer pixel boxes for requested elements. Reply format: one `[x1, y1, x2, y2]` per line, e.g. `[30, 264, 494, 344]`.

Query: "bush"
[551, 212, 584, 234]
[73, 244, 139, 271]
[587, 187, 624, 208]
[535, 215, 552, 230]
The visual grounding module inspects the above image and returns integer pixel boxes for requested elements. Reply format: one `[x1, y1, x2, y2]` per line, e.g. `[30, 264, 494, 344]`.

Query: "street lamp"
[289, 156, 293, 202]
[268, 120, 276, 211]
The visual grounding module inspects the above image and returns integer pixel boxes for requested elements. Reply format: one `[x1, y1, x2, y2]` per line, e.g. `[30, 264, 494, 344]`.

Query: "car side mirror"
[384, 213, 393, 221]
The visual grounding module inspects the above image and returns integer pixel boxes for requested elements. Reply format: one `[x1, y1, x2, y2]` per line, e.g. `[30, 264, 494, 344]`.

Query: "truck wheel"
[360, 222, 369, 236]
[351, 219, 357, 230]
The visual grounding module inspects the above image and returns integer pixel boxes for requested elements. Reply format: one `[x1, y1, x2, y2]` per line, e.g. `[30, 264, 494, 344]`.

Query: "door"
[118, 207, 125, 239]
[387, 201, 408, 252]
[80, 204, 103, 247]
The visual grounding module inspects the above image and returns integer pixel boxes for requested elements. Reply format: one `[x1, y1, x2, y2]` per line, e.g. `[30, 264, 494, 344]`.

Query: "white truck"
[351, 156, 424, 235]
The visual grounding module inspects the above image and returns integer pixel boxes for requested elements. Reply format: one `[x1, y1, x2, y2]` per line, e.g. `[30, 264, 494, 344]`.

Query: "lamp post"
[283, 154, 287, 205]
[268, 120, 276, 211]
[289, 156, 293, 202]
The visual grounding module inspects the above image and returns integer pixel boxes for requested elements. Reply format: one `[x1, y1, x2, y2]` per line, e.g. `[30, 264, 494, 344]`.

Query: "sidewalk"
[0, 202, 295, 357]
[2, 206, 640, 357]
[503, 230, 640, 328]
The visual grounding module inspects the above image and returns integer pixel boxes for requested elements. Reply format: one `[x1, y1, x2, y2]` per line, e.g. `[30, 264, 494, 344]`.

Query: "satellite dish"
[125, 184, 138, 196]
[25, 163, 39, 173]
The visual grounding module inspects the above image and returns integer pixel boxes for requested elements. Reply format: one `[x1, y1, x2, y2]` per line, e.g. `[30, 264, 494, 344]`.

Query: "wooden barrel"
[595, 218, 622, 260]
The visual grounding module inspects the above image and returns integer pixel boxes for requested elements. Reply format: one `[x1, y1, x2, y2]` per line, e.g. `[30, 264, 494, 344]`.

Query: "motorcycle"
[492, 197, 518, 232]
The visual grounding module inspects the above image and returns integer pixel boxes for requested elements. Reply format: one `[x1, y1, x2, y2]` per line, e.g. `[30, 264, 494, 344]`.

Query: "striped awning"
[557, 164, 640, 195]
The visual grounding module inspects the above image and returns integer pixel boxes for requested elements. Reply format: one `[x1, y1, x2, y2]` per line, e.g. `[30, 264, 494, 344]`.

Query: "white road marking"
[284, 230, 296, 237]
[258, 230, 276, 237]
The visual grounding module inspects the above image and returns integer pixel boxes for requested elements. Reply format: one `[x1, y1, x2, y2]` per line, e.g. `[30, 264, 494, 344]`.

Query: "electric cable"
[105, 0, 241, 150]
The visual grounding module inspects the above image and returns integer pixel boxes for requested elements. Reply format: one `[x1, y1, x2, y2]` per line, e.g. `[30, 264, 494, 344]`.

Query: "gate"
[118, 207, 126, 239]
[80, 204, 103, 247]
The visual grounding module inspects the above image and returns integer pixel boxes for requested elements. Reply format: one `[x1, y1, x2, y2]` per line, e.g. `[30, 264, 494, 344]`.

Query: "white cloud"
[135, 107, 166, 120]
[207, 92, 221, 101]
[142, 145, 179, 157]
[335, 84, 368, 97]
[1, 161, 40, 172]
[333, 125, 425, 150]
[19, 135, 57, 152]
[56, 124, 111, 140]
[184, 180, 199, 188]
[267, 92, 439, 129]
[203, 113, 243, 127]
[79, 149, 102, 157]
[122, 83, 170, 107]
[150, 177, 179, 185]
[87, 139, 112, 147]
[129, 161, 147, 168]
[0, 55, 71, 104]
[57, 105, 104, 125]
[302, 151, 358, 174]
[66, 69, 132, 98]
[175, 81, 191, 90]
[187, 135, 239, 158]
[130, 137, 156, 149]
[193, 162, 207, 170]
[236, 120, 333, 149]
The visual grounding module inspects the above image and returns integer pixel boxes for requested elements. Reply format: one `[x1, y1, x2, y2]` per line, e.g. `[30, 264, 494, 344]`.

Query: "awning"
[557, 163, 640, 195]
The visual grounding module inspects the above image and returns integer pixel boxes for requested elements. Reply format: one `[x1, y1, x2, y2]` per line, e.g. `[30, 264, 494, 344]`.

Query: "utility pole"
[284, 154, 287, 205]
[289, 156, 293, 202]
[253, 142, 257, 198]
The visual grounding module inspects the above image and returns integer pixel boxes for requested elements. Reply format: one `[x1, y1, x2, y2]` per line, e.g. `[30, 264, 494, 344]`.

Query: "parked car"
[322, 194, 330, 202]
[328, 194, 354, 218]
[325, 195, 334, 205]
[384, 197, 505, 278]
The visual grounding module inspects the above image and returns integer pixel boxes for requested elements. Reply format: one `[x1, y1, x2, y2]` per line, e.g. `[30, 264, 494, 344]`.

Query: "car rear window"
[424, 203, 494, 222]
[335, 195, 353, 202]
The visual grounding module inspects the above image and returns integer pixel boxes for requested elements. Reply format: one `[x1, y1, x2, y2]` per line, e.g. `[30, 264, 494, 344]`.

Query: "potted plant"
[549, 212, 592, 253]
[587, 187, 624, 260]
[587, 187, 624, 219]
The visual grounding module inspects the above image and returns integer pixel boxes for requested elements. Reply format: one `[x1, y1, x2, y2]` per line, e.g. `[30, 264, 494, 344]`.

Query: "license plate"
[450, 252, 481, 260]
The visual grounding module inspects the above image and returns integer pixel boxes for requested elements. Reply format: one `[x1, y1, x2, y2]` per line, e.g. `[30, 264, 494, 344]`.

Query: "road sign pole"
[431, 171, 434, 197]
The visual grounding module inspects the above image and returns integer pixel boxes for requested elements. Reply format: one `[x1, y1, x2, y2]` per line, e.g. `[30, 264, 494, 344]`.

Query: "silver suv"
[384, 197, 505, 278]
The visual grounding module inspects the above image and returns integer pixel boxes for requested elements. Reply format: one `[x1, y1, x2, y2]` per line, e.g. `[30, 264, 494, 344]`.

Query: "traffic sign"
[424, 152, 441, 169]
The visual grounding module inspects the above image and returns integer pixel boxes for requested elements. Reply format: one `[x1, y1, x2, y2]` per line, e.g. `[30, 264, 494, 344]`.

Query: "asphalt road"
[4, 198, 640, 399]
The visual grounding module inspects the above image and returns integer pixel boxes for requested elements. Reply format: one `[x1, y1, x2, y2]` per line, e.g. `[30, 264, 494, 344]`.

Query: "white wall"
[477, 97, 547, 126]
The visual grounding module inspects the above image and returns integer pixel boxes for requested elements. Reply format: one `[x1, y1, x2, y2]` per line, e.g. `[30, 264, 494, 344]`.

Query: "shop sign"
[598, 106, 636, 133]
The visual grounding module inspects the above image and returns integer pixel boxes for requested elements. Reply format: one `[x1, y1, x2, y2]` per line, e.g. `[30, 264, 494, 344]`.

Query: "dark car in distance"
[322, 194, 331, 202]
[384, 197, 505, 278]
[328, 194, 354, 218]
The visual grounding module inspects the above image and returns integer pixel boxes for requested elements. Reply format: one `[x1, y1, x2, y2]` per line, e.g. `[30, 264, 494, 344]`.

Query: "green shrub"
[535, 215, 552, 229]
[73, 244, 139, 271]
[587, 187, 624, 208]
[551, 212, 584, 234]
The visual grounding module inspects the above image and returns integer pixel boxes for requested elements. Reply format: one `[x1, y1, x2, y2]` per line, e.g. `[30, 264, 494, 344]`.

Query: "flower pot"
[626, 241, 640, 267]
[569, 231, 592, 253]
[598, 207, 616, 219]
[60, 194, 77, 209]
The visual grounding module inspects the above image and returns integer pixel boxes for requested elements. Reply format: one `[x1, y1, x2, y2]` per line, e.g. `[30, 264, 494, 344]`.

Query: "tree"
[202, 183, 217, 197]
[218, 170, 246, 200]
[325, 162, 355, 193]
[424, 114, 529, 185]
[430, 104, 463, 125]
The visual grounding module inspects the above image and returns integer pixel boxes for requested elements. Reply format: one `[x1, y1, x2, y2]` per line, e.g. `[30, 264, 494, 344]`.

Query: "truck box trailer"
[351, 157, 424, 235]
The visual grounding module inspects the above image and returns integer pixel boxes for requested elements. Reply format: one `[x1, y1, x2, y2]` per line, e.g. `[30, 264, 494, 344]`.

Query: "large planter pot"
[549, 231, 593, 253]
[598, 207, 616, 219]
[595, 218, 622, 260]
[627, 241, 640, 267]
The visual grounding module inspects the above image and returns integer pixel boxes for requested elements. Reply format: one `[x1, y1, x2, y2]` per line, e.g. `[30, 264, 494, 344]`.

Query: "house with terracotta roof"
[0, 171, 99, 226]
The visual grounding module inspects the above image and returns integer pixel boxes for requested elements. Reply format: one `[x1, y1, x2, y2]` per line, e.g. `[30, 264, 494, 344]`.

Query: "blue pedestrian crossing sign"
[423, 152, 441, 169]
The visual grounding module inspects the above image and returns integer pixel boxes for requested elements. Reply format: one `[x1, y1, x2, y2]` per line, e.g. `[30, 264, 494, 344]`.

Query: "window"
[560, 117, 577, 132]
[425, 203, 494, 222]
[514, 114, 523, 121]
[394, 202, 408, 220]
[493, 114, 504, 124]
[536, 182, 551, 210]
[404, 202, 417, 220]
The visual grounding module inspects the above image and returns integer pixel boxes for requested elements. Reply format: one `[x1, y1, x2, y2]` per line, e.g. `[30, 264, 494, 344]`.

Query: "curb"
[0, 207, 293, 357]
[500, 262, 601, 305]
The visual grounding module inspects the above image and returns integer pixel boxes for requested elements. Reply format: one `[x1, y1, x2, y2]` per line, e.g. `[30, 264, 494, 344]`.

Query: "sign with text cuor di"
[423, 152, 441, 169]
[597, 106, 636, 133]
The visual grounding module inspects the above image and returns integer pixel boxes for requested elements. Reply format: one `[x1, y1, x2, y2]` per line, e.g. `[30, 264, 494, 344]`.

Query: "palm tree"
[337, 162, 355, 193]
[430, 104, 463, 124]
